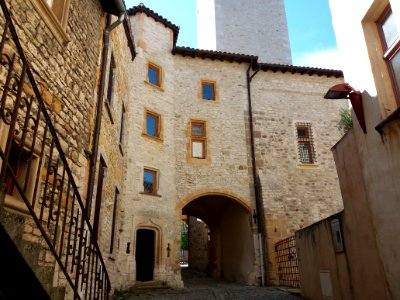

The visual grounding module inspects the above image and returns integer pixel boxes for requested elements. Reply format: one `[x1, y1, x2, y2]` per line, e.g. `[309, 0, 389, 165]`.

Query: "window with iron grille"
[296, 123, 316, 164]
[143, 168, 157, 194]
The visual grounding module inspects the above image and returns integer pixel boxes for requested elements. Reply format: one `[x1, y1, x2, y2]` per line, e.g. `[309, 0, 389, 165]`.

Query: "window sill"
[30, 0, 70, 46]
[105, 100, 115, 124]
[297, 163, 320, 169]
[144, 80, 164, 92]
[4, 195, 30, 216]
[139, 192, 162, 198]
[141, 133, 163, 143]
[199, 98, 219, 104]
[375, 105, 400, 134]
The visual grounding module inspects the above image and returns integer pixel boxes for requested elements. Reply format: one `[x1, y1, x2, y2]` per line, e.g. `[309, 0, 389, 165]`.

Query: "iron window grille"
[143, 168, 157, 194]
[296, 122, 317, 164]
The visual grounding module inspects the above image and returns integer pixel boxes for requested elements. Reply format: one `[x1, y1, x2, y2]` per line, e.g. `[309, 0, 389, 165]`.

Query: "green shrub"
[338, 108, 353, 134]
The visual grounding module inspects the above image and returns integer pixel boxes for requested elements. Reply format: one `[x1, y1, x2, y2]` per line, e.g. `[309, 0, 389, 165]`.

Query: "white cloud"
[294, 48, 342, 70]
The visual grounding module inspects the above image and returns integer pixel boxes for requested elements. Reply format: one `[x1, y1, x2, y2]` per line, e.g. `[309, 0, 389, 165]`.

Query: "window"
[30, 0, 70, 44]
[110, 187, 119, 254]
[296, 123, 316, 164]
[147, 62, 161, 87]
[143, 168, 157, 194]
[106, 54, 116, 106]
[119, 103, 125, 154]
[191, 121, 206, 159]
[201, 81, 216, 100]
[4, 141, 39, 205]
[93, 156, 107, 238]
[378, 6, 400, 103]
[145, 110, 161, 138]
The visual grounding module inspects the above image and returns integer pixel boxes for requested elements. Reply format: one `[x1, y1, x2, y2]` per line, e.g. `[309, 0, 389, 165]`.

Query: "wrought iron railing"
[0, 1, 110, 299]
[275, 235, 300, 288]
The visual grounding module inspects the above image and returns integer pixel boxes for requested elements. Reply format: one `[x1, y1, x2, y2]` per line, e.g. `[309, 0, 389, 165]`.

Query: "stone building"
[0, 0, 134, 298]
[119, 5, 346, 288]
[1, 0, 347, 298]
[296, 0, 400, 299]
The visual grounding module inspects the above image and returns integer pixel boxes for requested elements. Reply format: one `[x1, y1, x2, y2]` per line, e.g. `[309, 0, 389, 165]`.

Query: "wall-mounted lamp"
[324, 83, 366, 133]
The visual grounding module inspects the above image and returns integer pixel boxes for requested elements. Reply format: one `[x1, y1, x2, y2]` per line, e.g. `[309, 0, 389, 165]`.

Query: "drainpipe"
[246, 61, 266, 286]
[86, 12, 126, 218]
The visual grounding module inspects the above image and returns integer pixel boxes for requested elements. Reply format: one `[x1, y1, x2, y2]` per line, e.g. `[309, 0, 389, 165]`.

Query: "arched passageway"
[182, 195, 256, 284]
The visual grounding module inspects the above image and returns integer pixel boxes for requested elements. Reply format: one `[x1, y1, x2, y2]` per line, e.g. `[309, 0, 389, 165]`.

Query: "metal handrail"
[0, 1, 111, 299]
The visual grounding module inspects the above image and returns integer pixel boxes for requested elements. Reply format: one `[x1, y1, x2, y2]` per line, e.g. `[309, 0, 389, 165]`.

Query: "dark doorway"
[135, 229, 155, 281]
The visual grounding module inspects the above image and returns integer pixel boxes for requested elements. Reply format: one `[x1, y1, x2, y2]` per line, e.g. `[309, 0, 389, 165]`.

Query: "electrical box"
[330, 218, 344, 252]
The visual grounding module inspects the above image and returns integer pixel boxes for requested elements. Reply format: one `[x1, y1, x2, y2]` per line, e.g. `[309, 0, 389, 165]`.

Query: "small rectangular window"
[377, 6, 400, 104]
[201, 81, 215, 100]
[93, 156, 107, 238]
[148, 63, 161, 87]
[296, 123, 316, 164]
[145, 111, 161, 138]
[191, 121, 206, 159]
[143, 168, 157, 194]
[119, 104, 126, 152]
[5, 141, 38, 201]
[110, 187, 119, 254]
[106, 54, 116, 106]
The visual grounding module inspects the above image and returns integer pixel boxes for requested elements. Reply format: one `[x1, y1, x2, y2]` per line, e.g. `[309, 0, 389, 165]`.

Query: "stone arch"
[179, 190, 258, 285]
[177, 189, 252, 212]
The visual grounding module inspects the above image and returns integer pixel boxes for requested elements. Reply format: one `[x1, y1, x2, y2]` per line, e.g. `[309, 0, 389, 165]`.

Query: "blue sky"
[125, 0, 339, 69]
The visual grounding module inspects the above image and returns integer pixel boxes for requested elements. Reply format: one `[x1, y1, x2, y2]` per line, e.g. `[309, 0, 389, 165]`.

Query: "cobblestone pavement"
[117, 269, 302, 300]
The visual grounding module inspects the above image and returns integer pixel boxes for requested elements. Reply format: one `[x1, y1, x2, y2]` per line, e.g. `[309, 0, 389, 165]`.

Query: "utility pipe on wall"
[246, 62, 267, 286]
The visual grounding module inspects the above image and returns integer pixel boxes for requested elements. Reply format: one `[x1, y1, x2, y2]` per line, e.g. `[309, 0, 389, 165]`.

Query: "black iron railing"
[275, 235, 300, 288]
[0, 1, 110, 299]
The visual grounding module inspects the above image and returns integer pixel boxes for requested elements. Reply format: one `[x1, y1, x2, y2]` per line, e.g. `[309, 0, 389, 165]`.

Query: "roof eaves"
[172, 47, 258, 64]
[258, 63, 343, 78]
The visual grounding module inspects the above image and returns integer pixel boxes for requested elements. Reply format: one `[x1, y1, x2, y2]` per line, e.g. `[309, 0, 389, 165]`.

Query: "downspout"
[246, 61, 266, 286]
[86, 12, 126, 217]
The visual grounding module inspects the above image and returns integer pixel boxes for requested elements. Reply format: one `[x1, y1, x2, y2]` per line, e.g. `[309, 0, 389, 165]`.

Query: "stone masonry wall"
[95, 16, 132, 289]
[250, 71, 346, 283]
[8, 0, 103, 191]
[1, 0, 133, 296]
[121, 13, 183, 288]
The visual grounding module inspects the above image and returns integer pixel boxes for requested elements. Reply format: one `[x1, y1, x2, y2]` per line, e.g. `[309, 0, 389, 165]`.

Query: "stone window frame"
[190, 120, 207, 159]
[377, 5, 400, 106]
[142, 109, 163, 142]
[0, 125, 42, 215]
[119, 102, 126, 155]
[30, 0, 71, 45]
[362, 1, 400, 115]
[105, 52, 116, 125]
[142, 167, 160, 196]
[200, 80, 216, 101]
[295, 122, 317, 165]
[145, 61, 164, 91]
[109, 186, 120, 254]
